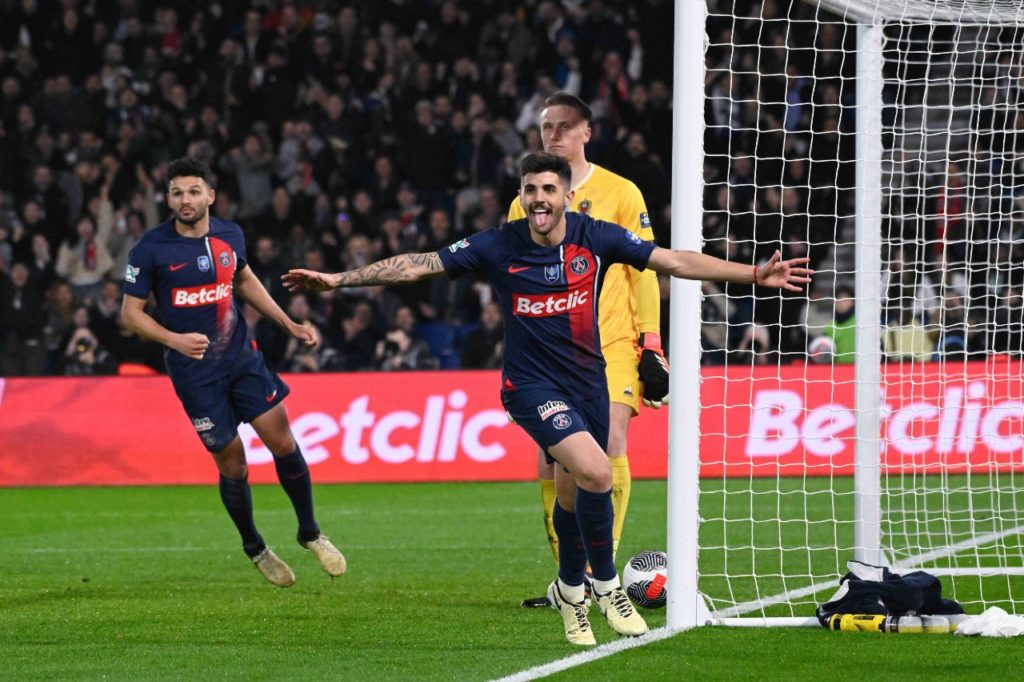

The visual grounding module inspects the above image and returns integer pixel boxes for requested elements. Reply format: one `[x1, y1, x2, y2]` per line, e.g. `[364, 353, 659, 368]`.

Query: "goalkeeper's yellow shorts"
[603, 338, 641, 415]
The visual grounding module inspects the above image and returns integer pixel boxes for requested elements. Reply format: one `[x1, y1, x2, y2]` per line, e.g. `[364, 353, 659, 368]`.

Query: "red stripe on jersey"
[209, 236, 237, 353]
[562, 244, 597, 353]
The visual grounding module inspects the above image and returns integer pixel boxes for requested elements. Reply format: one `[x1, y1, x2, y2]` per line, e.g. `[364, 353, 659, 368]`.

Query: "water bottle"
[827, 613, 923, 633]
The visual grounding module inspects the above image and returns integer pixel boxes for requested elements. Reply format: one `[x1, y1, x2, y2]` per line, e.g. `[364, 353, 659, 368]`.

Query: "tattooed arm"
[282, 252, 446, 292]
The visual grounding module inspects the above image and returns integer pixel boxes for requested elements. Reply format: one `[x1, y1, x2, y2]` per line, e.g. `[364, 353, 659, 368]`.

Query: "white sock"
[557, 578, 586, 604]
[593, 576, 621, 595]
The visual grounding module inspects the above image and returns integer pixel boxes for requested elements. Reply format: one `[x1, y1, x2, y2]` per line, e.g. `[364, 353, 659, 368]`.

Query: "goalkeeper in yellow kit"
[508, 93, 669, 607]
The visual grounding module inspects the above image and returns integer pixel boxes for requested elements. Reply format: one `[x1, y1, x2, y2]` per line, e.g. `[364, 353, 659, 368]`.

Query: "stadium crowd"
[0, 0, 675, 376]
[700, 0, 1024, 366]
[2, 0, 1022, 378]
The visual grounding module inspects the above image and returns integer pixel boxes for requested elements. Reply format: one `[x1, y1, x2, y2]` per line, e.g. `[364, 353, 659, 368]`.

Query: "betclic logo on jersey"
[513, 286, 590, 317]
[172, 282, 232, 307]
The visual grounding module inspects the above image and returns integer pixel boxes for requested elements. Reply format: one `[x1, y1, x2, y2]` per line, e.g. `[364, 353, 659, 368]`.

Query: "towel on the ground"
[955, 607, 1024, 637]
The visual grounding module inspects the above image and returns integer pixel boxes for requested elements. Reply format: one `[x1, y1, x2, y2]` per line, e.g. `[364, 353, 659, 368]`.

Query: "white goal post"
[668, 0, 1024, 630]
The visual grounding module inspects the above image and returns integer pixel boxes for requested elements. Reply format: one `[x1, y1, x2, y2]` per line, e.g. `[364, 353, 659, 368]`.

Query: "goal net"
[673, 0, 1024, 626]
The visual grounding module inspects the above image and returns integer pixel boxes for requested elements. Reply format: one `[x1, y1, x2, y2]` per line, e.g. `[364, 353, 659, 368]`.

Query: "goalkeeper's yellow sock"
[610, 455, 631, 559]
[540, 477, 559, 563]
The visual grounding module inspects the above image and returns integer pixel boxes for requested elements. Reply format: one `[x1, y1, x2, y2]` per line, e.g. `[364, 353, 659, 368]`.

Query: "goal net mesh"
[698, 0, 1024, 620]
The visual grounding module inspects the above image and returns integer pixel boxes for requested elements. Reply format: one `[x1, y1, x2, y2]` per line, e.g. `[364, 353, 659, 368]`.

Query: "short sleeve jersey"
[508, 164, 656, 347]
[438, 212, 656, 397]
[123, 218, 254, 386]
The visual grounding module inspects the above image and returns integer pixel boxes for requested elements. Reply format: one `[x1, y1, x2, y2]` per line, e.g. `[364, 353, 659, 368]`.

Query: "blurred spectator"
[276, 118, 325, 199]
[89, 278, 124, 350]
[249, 235, 288, 303]
[219, 134, 275, 219]
[376, 304, 439, 371]
[0, 222, 12, 272]
[461, 301, 503, 369]
[281, 294, 335, 372]
[55, 215, 114, 303]
[992, 286, 1024, 355]
[376, 213, 420, 260]
[884, 306, 935, 362]
[108, 210, 149, 284]
[24, 231, 55, 290]
[254, 186, 299, 239]
[62, 305, 116, 376]
[328, 299, 380, 371]
[0, 262, 47, 375]
[822, 286, 856, 364]
[401, 100, 454, 209]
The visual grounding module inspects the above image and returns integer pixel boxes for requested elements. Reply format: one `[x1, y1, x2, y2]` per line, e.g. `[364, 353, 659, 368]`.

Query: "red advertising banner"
[699, 359, 1024, 477]
[0, 371, 668, 487]
[1, 361, 1022, 487]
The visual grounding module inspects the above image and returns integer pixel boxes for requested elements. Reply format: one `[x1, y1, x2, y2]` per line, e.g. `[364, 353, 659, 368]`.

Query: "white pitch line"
[488, 627, 681, 682]
[711, 579, 835, 619]
[892, 524, 1024, 568]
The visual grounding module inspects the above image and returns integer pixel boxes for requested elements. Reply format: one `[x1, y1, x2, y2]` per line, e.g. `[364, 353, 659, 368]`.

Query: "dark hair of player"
[519, 152, 572, 189]
[542, 92, 592, 123]
[167, 157, 215, 187]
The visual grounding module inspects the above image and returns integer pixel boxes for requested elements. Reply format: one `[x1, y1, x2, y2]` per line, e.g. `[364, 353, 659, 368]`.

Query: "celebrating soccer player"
[508, 93, 664, 607]
[121, 157, 346, 587]
[283, 152, 812, 645]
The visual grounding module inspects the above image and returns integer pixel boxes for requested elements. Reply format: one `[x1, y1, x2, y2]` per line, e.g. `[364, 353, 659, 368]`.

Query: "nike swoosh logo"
[169, 262, 188, 271]
[508, 265, 530, 273]
[265, 390, 278, 402]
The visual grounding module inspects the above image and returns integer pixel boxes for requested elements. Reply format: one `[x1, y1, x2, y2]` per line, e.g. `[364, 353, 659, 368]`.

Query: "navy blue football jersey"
[438, 212, 656, 397]
[123, 218, 255, 386]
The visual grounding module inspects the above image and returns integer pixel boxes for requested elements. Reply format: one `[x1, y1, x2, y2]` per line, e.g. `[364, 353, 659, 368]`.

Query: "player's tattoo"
[335, 252, 444, 286]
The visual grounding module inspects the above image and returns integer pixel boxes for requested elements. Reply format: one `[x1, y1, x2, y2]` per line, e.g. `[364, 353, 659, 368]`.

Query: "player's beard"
[174, 205, 207, 226]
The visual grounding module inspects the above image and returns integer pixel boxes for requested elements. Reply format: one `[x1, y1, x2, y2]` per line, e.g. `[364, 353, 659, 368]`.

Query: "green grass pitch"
[2, 480, 1021, 680]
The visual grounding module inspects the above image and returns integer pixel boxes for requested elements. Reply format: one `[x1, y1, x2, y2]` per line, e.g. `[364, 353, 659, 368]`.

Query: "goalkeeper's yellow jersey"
[507, 163, 660, 348]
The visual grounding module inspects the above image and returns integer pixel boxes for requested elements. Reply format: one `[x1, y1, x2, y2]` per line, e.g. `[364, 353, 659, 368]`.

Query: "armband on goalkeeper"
[637, 332, 670, 409]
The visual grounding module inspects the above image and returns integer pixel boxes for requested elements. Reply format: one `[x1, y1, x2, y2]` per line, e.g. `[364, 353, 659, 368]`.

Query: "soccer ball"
[807, 335, 835, 364]
[622, 550, 668, 609]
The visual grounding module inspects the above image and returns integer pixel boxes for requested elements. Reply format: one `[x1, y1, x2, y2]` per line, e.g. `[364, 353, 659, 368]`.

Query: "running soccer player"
[121, 157, 346, 588]
[283, 152, 811, 645]
[508, 94, 664, 607]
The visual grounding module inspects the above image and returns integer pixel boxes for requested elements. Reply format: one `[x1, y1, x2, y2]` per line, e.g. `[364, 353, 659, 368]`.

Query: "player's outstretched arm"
[282, 252, 446, 291]
[234, 265, 317, 347]
[646, 248, 813, 292]
[121, 294, 210, 360]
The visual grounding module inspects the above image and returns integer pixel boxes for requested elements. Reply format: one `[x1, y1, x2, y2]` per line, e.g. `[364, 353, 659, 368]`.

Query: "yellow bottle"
[827, 614, 924, 633]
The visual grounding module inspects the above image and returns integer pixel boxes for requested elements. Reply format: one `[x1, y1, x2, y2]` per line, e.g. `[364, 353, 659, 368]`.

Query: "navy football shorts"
[172, 351, 290, 453]
[501, 384, 609, 465]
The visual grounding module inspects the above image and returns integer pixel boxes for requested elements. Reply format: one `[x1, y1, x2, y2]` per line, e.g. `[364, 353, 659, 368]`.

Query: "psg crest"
[219, 252, 232, 268]
[569, 255, 589, 275]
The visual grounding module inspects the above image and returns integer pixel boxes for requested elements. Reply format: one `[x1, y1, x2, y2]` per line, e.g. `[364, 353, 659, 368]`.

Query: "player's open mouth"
[531, 207, 551, 227]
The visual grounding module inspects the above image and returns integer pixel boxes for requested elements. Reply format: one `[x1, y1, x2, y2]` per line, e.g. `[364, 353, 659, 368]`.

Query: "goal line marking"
[488, 627, 681, 682]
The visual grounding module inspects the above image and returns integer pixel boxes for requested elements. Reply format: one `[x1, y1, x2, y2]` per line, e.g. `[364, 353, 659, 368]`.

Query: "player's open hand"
[282, 269, 339, 293]
[173, 332, 210, 360]
[291, 320, 320, 348]
[754, 250, 814, 292]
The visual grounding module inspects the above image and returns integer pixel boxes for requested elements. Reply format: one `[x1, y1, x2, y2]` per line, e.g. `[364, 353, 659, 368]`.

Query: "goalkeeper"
[508, 93, 668, 608]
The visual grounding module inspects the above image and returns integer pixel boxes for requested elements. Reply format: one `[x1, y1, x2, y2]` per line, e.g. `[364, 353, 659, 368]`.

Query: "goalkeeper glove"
[638, 332, 670, 408]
